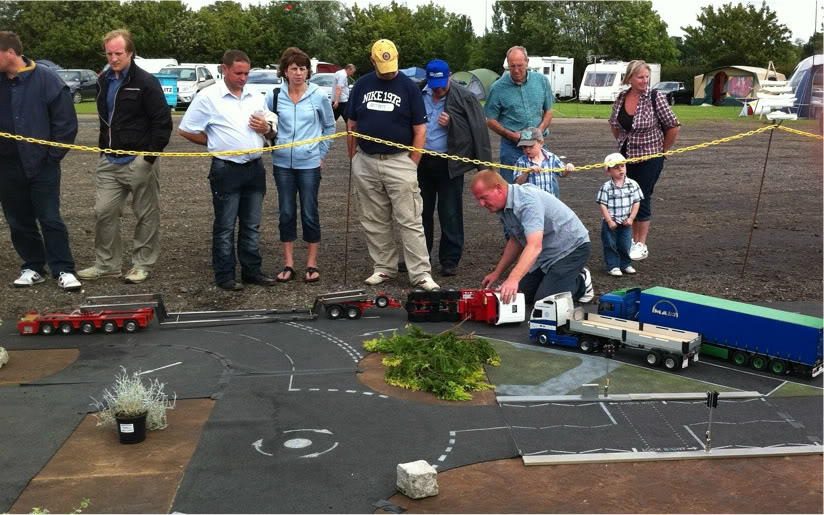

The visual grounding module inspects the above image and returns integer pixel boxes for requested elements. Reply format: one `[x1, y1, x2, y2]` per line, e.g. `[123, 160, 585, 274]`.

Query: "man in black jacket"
[77, 29, 172, 284]
[416, 59, 491, 276]
[0, 31, 81, 291]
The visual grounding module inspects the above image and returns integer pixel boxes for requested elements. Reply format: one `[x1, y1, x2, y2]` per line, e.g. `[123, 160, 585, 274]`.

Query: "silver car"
[157, 65, 216, 107]
[309, 72, 337, 102]
[246, 69, 283, 97]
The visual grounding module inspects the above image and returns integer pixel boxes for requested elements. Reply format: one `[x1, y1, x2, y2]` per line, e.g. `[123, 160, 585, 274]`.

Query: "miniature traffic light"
[706, 391, 719, 408]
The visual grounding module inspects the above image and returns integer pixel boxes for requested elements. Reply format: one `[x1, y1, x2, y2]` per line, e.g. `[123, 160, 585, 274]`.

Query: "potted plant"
[90, 367, 176, 444]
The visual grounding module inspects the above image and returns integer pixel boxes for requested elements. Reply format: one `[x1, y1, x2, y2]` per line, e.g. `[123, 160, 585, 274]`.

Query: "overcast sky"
[185, 0, 822, 42]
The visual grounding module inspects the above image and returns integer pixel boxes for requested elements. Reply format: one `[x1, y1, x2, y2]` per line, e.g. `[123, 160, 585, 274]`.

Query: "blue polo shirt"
[422, 86, 447, 153]
[346, 71, 427, 155]
[484, 71, 553, 135]
[104, 63, 136, 165]
[497, 183, 589, 272]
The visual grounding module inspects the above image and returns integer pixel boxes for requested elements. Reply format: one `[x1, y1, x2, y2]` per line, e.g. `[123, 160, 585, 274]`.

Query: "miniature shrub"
[90, 367, 176, 431]
[363, 325, 500, 401]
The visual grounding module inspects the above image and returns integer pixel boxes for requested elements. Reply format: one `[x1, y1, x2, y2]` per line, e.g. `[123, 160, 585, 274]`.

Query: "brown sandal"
[276, 266, 295, 282]
[304, 267, 320, 283]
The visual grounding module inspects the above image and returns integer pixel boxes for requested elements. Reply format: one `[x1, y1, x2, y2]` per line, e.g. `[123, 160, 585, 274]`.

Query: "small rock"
[0, 347, 8, 368]
[396, 460, 438, 499]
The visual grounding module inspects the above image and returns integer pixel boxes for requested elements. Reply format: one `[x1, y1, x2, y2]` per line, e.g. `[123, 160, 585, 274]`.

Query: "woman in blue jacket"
[265, 47, 335, 283]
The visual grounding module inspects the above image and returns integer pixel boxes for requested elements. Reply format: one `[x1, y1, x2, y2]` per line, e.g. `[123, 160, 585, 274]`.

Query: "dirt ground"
[0, 115, 821, 322]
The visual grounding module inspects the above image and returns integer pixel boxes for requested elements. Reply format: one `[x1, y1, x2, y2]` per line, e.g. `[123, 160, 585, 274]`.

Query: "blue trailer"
[598, 287, 823, 377]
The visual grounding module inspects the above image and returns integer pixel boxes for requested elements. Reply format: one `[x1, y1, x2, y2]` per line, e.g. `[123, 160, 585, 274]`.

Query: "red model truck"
[405, 288, 526, 325]
[18, 308, 155, 335]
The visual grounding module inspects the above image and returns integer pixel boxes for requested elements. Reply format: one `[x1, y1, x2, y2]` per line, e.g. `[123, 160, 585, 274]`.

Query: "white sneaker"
[622, 266, 637, 274]
[413, 277, 440, 291]
[57, 272, 81, 292]
[629, 242, 648, 261]
[14, 269, 45, 288]
[607, 267, 623, 277]
[579, 267, 594, 303]
[364, 272, 393, 286]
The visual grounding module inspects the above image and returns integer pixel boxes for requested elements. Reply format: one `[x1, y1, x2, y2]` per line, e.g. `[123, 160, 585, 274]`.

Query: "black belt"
[363, 151, 404, 160]
[213, 156, 261, 167]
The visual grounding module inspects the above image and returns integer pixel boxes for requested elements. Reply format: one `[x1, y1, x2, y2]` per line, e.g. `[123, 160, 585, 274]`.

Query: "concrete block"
[0, 347, 7, 368]
[396, 460, 438, 499]
[581, 383, 599, 399]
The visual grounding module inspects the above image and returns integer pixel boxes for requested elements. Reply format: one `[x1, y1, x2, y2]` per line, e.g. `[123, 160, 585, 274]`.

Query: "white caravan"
[134, 57, 178, 74]
[503, 55, 575, 98]
[579, 61, 661, 103]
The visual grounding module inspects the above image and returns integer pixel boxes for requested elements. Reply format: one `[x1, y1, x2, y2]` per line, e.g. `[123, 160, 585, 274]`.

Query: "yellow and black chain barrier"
[0, 122, 820, 174]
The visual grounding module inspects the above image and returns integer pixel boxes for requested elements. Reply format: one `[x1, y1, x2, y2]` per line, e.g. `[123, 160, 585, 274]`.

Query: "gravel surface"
[0, 115, 820, 323]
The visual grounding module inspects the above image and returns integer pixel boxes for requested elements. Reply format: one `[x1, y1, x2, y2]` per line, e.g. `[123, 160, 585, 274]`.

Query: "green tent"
[451, 68, 500, 101]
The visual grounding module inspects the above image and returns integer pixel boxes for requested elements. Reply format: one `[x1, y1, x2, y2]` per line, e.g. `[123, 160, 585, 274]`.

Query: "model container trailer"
[18, 308, 154, 335]
[529, 292, 701, 370]
[598, 287, 823, 377]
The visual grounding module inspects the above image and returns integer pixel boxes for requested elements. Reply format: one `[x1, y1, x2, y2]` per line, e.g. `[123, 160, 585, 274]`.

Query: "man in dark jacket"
[0, 31, 81, 291]
[77, 29, 172, 284]
[416, 58, 491, 276]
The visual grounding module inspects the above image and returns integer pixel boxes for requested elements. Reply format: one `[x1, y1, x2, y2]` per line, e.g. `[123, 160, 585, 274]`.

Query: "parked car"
[157, 64, 216, 108]
[652, 81, 692, 105]
[56, 69, 98, 104]
[246, 69, 283, 96]
[309, 72, 338, 102]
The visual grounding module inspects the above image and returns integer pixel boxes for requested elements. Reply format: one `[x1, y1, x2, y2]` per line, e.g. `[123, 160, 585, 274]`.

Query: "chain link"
[0, 122, 808, 172]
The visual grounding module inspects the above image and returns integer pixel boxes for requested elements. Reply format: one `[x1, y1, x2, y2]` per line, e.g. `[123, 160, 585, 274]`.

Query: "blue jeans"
[601, 220, 632, 271]
[498, 138, 522, 184]
[272, 166, 321, 243]
[518, 242, 591, 304]
[208, 158, 266, 283]
[0, 158, 75, 277]
[417, 155, 463, 267]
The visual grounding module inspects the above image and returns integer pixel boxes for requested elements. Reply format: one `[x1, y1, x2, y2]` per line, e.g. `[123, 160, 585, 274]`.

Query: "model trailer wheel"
[578, 338, 595, 353]
[646, 350, 662, 367]
[40, 323, 56, 335]
[59, 322, 74, 335]
[537, 331, 550, 346]
[123, 320, 139, 333]
[769, 359, 788, 375]
[80, 322, 95, 335]
[663, 356, 679, 370]
[750, 355, 768, 371]
[102, 321, 117, 334]
[326, 305, 343, 320]
[732, 351, 749, 366]
[375, 295, 390, 308]
[346, 306, 361, 320]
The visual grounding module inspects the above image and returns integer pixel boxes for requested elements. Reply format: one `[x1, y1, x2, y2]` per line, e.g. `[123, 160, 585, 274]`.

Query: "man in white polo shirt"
[178, 49, 277, 291]
[332, 63, 354, 122]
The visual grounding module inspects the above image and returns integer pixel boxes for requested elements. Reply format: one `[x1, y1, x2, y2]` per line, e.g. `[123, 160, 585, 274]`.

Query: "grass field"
[485, 340, 582, 386]
[568, 363, 739, 395]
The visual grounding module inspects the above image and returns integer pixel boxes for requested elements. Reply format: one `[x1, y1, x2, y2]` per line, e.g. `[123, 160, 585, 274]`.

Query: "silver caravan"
[579, 61, 661, 103]
[503, 55, 575, 99]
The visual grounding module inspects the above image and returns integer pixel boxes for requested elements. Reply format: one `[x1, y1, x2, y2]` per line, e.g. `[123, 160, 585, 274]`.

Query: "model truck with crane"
[405, 288, 525, 325]
[18, 308, 155, 335]
[529, 291, 701, 370]
[598, 287, 824, 377]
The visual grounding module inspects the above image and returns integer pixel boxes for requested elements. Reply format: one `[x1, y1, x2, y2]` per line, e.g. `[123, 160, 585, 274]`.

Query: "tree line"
[0, 0, 818, 85]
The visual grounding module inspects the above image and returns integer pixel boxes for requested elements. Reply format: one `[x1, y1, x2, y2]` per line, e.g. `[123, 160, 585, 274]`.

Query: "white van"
[579, 61, 661, 103]
[503, 55, 575, 98]
[134, 57, 178, 74]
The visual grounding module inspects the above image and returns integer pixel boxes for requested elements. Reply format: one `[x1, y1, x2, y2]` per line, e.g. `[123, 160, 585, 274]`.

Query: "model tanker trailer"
[598, 287, 823, 377]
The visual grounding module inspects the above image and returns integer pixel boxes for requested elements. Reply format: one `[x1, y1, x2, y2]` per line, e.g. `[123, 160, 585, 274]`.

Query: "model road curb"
[497, 391, 762, 403]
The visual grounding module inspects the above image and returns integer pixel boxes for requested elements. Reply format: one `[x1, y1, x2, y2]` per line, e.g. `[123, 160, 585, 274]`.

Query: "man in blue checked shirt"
[512, 127, 573, 197]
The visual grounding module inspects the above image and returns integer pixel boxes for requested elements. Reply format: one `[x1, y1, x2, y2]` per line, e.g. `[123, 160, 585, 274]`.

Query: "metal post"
[741, 122, 779, 277]
[705, 404, 714, 453]
[343, 138, 353, 286]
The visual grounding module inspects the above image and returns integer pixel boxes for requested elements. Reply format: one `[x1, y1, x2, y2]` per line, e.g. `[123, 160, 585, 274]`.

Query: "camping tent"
[692, 66, 786, 106]
[451, 68, 500, 101]
[789, 54, 823, 119]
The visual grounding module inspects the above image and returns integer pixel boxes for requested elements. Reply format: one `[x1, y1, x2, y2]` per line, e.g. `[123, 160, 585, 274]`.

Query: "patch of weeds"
[363, 325, 500, 401]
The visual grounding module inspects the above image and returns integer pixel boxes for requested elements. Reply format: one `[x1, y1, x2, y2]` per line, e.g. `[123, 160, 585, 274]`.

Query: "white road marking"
[683, 425, 706, 449]
[301, 442, 338, 458]
[599, 402, 617, 425]
[766, 381, 788, 397]
[252, 439, 273, 456]
[360, 328, 399, 336]
[138, 361, 182, 375]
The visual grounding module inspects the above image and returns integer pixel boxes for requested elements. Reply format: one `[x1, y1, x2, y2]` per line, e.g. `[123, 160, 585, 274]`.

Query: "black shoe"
[398, 261, 407, 273]
[440, 265, 458, 277]
[243, 274, 277, 287]
[217, 279, 244, 291]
